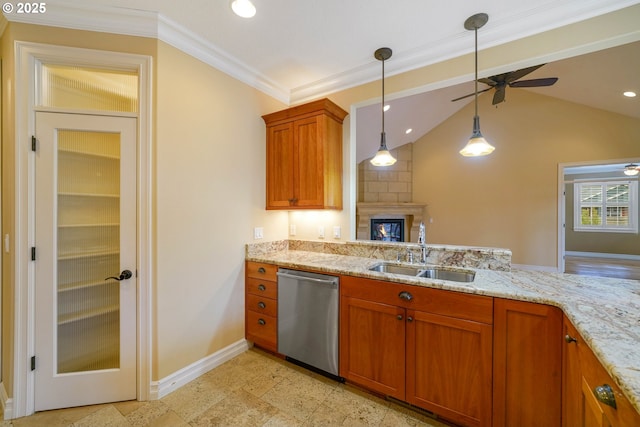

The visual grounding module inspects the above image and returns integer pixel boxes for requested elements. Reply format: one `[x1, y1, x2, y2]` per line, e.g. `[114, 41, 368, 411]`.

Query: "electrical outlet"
[318, 226, 325, 239]
[290, 224, 297, 236]
[333, 226, 341, 239]
[254, 227, 264, 239]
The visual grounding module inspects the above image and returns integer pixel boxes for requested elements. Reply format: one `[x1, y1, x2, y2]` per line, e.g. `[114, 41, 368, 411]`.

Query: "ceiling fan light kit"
[624, 163, 640, 176]
[459, 13, 495, 157]
[370, 47, 397, 167]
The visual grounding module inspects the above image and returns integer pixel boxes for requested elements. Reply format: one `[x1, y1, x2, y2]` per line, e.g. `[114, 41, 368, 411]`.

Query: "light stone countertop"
[246, 248, 640, 415]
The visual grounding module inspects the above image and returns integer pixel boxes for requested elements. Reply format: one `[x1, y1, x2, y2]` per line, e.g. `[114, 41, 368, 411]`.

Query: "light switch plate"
[333, 226, 341, 238]
[318, 226, 325, 239]
[254, 227, 264, 239]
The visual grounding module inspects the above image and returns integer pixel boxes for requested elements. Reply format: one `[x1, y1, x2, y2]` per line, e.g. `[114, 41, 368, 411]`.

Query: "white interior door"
[34, 112, 137, 411]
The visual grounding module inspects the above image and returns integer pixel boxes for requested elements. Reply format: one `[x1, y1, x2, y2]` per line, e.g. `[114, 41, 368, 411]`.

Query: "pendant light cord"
[381, 57, 385, 135]
[474, 27, 478, 118]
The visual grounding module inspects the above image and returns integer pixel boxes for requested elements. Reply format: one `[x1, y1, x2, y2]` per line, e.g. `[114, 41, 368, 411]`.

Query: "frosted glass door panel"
[57, 130, 121, 374]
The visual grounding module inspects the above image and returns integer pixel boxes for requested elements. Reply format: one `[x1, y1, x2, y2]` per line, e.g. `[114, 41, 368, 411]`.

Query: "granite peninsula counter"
[246, 239, 640, 415]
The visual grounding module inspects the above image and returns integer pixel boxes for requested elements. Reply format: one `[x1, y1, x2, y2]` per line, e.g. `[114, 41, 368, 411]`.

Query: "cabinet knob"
[258, 318, 266, 326]
[407, 316, 414, 322]
[593, 384, 617, 409]
[257, 284, 266, 291]
[257, 267, 266, 274]
[564, 334, 577, 344]
[258, 301, 266, 309]
[397, 314, 403, 320]
[398, 291, 413, 301]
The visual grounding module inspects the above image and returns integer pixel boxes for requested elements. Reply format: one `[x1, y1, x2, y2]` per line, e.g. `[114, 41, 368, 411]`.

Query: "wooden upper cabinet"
[262, 98, 347, 210]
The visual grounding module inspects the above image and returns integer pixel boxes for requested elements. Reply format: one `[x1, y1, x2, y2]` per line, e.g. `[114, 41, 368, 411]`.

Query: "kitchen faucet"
[418, 222, 427, 264]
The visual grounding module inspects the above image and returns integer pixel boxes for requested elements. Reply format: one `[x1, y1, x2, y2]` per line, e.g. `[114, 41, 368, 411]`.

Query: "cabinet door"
[493, 299, 562, 427]
[266, 122, 296, 208]
[407, 310, 492, 427]
[563, 316, 583, 426]
[339, 296, 406, 400]
[293, 116, 324, 208]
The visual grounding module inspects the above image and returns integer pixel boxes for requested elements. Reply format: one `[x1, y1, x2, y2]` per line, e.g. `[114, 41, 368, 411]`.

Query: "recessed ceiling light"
[383, 104, 390, 112]
[623, 91, 636, 98]
[405, 128, 412, 134]
[231, 0, 256, 18]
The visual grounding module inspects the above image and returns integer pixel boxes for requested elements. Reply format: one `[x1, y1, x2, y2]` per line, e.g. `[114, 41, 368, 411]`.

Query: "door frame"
[557, 158, 640, 273]
[11, 42, 152, 418]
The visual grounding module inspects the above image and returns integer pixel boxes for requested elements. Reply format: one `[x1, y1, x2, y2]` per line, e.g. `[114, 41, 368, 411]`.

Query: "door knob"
[105, 269, 133, 282]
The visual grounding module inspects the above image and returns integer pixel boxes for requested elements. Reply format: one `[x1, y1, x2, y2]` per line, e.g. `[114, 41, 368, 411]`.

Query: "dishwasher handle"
[277, 271, 338, 286]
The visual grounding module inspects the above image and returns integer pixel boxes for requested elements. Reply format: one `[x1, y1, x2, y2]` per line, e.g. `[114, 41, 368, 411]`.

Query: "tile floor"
[3, 348, 452, 427]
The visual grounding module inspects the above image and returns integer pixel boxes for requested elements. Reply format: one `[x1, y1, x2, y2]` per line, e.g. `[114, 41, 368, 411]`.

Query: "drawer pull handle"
[407, 316, 413, 322]
[398, 291, 413, 301]
[396, 314, 403, 320]
[258, 302, 266, 309]
[258, 267, 266, 274]
[258, 284, 266, 291]
[564, 334, 577, 344]
[258, 318, 266, 326]
[594, 384, 617, 409]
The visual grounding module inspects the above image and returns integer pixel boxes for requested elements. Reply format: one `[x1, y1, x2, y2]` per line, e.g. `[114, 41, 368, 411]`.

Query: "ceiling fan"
[452, 64, 558, 105]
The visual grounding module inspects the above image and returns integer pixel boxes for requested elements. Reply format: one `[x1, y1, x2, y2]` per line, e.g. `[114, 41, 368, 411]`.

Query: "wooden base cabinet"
[493, 298, 562, 427]
[340, 276, 493, 427]
[563, 316, 640, 427]
[245, 262, 278, 352]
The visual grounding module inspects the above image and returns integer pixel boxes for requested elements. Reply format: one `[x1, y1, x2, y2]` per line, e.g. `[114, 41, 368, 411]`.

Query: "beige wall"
[154, 41, 287, 377]
[412, 89, 640, 266]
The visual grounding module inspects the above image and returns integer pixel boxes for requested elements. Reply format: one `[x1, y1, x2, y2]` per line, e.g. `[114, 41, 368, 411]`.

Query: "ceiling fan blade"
[451, 87, 492, 102]
[504, 64, 546, 83]
[493, 87, 506, 105]
[478, 78, 497, 86]
[509, 77, 558, 87]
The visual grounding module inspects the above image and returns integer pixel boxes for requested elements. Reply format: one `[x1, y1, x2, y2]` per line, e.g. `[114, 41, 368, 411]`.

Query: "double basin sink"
[369, 262, 475, 283]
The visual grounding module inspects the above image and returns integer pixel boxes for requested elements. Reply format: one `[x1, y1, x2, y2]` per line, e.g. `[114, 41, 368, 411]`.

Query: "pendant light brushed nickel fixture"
[370, 47, 397, 167]
[459, 13, 495, 157]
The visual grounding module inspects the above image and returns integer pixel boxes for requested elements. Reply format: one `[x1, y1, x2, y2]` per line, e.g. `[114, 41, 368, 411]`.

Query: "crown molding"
[3, 0, 639, 106]
[3, 1, 290, 103]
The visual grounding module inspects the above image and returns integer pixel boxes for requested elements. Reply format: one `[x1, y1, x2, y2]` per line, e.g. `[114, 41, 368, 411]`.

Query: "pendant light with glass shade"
[459, 13, 495, 157]
[370, 47, 397, 166]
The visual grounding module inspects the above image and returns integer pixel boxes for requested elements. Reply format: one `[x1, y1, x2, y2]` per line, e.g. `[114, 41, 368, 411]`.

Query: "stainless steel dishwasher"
[277, 268, 340, 377]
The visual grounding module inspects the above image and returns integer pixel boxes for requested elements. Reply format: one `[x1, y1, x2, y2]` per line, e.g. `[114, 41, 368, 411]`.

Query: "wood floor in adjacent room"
[564, 255, 640, 281]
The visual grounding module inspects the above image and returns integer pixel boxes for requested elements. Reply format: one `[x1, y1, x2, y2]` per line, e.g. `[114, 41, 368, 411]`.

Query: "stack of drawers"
[245, 261, 278, 352]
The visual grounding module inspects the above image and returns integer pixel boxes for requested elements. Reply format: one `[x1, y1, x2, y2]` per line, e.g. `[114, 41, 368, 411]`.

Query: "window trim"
[573, 180, 638, 233]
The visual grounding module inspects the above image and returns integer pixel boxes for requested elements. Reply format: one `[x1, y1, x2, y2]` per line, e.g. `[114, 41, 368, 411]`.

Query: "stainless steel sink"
[419, 268, 475, 282]
[368, 263, 424, 276]
[369, 262, 475, 283]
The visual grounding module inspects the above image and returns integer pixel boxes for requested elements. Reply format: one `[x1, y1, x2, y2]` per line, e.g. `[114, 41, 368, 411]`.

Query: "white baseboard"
[511, 264, 560, 273]
[565, 251, 640, 261]
[0, 382, 13, 420]
[149, 339, 249, 400]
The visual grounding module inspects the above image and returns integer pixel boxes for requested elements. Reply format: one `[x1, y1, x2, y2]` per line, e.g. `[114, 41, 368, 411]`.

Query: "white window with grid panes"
[574, 180, 638, 233]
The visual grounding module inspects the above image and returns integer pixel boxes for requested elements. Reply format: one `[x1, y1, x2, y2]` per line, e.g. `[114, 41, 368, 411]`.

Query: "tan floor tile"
[260, 373, 336, 422]
[69, 405, 129, 427]
[124, 400, 170, 427]
[189, 389, 278, 427]
[303, 403, 348, 426]
[112, 401, 147, 417]
[140, 410, 189, 427]
[262, 410, 305, 427]
[12, 405, 108, 427]
[160, 376, 227, 422]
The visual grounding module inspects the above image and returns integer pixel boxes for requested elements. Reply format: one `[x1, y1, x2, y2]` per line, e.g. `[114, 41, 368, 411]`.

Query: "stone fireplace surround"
[356, 202, 427, 243]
